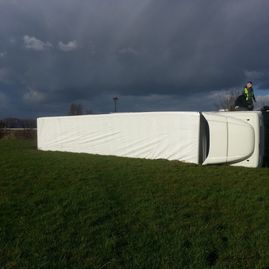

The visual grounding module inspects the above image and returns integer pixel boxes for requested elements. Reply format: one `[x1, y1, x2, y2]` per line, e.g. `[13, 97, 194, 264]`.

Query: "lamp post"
[113, 96, 119, 112]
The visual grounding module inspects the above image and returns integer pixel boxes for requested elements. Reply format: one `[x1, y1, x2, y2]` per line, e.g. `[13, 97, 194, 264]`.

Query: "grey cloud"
[58, 40, 78, 52]
[0, 68, 9, 82]
[23, 87, 46, 104]
[23, 35, 53, 51]
[0, 0, 269, 117]
[0, 92, 7, 108]
[118, 48, 140, 56]
[0, 51, 7, 57]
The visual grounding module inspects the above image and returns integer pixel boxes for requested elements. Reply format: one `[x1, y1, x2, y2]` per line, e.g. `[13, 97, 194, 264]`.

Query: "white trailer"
[37, 111, 264, 168]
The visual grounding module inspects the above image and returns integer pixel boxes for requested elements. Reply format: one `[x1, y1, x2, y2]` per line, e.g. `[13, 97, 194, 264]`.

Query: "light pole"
[113, 96, 119, 112]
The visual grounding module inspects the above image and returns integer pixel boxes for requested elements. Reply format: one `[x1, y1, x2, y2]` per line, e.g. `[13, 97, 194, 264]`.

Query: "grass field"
[1, 139, 269, 269]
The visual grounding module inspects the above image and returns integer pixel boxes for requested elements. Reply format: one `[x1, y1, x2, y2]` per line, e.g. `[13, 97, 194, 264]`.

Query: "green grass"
[1, 139, 269, 269]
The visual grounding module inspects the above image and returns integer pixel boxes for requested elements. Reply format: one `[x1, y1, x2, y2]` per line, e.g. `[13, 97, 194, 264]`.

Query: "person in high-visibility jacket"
[243, 81, 256, 110]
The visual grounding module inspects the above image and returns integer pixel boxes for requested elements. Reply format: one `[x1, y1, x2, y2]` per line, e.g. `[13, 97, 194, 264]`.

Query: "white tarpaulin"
[37, 112, 201, 164]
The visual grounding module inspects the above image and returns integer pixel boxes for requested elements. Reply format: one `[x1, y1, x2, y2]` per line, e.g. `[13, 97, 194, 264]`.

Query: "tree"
[215, 89, 241, 111]
[68, 103, 83, 115]
[257, 96, 269, 111]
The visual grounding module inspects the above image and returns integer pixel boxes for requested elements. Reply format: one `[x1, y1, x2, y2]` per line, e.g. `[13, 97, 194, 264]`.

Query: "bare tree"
[215, 89, 241, 111]
[68, 103, 83, 115]
[256, 96, 269, 111]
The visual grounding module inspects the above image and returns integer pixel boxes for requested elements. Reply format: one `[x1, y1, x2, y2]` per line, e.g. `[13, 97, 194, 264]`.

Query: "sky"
[0, 0, 269, 118]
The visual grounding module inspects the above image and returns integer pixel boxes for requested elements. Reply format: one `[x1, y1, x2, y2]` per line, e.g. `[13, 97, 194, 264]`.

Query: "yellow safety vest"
[244, 87, 254, 101]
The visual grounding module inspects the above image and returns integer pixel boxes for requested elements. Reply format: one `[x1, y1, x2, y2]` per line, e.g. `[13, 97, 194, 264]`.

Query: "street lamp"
[113, 96, 119, 112]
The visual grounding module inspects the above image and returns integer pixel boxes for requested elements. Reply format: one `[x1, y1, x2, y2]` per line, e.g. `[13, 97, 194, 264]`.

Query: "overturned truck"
[37, 111, 266, 168]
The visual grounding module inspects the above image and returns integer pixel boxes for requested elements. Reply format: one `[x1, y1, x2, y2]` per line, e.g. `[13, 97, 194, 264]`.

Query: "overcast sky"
[0, 0, 269, 118]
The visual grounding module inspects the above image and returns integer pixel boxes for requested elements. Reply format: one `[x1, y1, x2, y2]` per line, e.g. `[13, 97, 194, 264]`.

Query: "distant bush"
[22, 128, 37, 139]
[0, 128, 37, 140]
[0, 120, 5, 139]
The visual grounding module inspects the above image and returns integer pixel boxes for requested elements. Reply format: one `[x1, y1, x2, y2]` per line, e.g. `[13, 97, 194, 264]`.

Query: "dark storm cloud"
[1, 0, 269, 117]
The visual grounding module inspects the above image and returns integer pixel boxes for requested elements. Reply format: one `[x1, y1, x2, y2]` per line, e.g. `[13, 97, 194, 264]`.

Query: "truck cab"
[201, 111, 264, 168]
